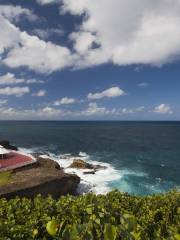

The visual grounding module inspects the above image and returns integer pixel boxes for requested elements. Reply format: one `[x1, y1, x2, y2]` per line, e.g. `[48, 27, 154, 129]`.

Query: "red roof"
[0, 152, 36, 172]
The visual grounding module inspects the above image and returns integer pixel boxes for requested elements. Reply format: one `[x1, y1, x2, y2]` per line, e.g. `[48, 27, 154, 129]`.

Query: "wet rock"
[83, 170, 96, 175]
[0, 140, 18, 151]
[93, 165, 107, 171]
[68, 159, 107, 171]
[68, 159, 93, 169]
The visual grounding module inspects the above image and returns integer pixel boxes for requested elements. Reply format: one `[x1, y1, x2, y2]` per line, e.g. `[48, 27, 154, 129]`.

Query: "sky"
[0, 0, 180, 120]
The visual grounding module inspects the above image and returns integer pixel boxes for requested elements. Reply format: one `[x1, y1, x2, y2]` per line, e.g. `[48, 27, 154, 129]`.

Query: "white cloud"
[0, 73, 44, 85]
[0, 5, 37, 57]
[4, 32, 74, 74]
[26, 79, 44, 84]
[0, 5, 37, 22]
[82, 102, 109, 116]
[153, 104, 173, 114]
[0, 103, 146, 120]
[0, 86, 30, 97]
[0, 15, 20, 54]
[37, 106, 61, 116]
[0, 106, 63, 120]
[79, 103, 145, 117]
[138, 82, 149, 87]
[61, 0, 180, 68]
[0, 6, 73, 74]
[0, 73, 24, 85]
[0, 100, 7, 106]
[121, 106, 145, 115]
[2, 1, 180, 74]
[54, 97, 75, 106]
[32, 89, 46, 97]
[88, 87, 125, 100]
[70, 31, 97, 55]
[37, 0, 59, 5]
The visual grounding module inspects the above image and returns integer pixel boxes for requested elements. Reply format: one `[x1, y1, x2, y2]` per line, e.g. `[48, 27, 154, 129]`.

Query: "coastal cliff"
[0, 156, 80, 199]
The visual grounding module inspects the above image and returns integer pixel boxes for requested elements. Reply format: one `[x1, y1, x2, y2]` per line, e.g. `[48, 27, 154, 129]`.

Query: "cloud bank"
[1, 1, 180, 74]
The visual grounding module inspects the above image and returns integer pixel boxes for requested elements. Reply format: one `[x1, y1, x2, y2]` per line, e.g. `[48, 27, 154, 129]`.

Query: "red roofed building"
[0, 151, 36, 172]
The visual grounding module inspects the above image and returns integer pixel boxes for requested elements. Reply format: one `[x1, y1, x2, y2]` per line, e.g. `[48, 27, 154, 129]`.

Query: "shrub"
[0, 190, 179, 239]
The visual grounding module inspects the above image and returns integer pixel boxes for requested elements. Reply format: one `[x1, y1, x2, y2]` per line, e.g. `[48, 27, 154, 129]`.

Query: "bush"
[0, 190, 179, 239]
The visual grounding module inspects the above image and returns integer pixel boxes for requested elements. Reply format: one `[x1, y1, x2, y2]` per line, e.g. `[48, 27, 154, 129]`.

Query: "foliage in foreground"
[0, 190, 179, 240]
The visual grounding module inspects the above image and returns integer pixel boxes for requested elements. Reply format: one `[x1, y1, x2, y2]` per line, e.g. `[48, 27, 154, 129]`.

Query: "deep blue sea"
[0, 121, 180, 195]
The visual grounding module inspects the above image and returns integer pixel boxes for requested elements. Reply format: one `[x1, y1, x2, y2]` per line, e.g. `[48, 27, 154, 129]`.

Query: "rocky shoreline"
[0, 141, 109, 199]
[0, 141, 80, 199]
[0, 156, 80, 199]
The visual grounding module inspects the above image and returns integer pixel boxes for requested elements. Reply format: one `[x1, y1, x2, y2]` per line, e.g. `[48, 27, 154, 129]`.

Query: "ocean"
[0, 121, 180, 195]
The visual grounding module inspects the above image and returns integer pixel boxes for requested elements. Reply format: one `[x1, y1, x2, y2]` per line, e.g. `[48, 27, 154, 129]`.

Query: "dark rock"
[0, 140, 18, 151]
[68, 159, 93, 169]
[0, 157, 80, 199]
[68, 159, 107, 171]
[93, 165, 107, 171]
[83, 170, 96, 175]
[37, 157, 62, 170]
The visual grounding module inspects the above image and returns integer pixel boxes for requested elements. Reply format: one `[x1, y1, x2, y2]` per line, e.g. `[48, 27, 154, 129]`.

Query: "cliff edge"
[0, 156, 80, 199]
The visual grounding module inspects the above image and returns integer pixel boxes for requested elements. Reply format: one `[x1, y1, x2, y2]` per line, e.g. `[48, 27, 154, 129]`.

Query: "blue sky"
[0, 0, 180, 120]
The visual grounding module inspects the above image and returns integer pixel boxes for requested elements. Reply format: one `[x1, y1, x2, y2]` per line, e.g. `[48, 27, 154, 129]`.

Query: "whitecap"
[16, 147, 149, 195]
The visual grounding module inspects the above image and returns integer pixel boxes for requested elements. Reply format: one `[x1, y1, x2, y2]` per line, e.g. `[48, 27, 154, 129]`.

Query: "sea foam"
[46, 152, 122, 194]
[19, 147, 122, 194]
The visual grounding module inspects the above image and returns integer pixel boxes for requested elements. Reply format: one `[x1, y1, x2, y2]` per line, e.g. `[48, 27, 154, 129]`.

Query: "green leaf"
[104, 224, 117, 240]
[121, 214, 136, 231]
[174, 234, 180, 240]
[86, 207, 93, 215]
[46, 219, 58, 236]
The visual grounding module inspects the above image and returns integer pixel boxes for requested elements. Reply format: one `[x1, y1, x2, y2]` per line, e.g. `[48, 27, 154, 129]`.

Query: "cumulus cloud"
[32, 89, 46, 97]
[3, 32, 74, 74]
[88, 87, 125, 100]
[0, 106, 63, 120]
[54, 97, 75, 106]
[0, 5, 73, 74]
[0, 86, 30, 97]
[120, 106, 145, 115]
[37, 0, 60, 5]
[70, 31, 97, 55]
[82, 102, 108, 116]
[37, 106, 61, 116]
[0, 102, 146, 120]
[79, 103, 145, 117]
[0, 5, 37, 57]
[26, 79, 44, 84]
[0, 5, 37, 22]
[2, 1, 180, 74]
[0, 73, 24, 85]
[61, 0, 180, 68]
[0, 15, 20, 54]
[153, 104, 173, 114]
[0, 73, 44, 85]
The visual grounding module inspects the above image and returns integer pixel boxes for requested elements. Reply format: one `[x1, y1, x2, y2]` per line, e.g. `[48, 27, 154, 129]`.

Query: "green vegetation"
[0, 171, 12, 185]
[0, 190, 179, 239]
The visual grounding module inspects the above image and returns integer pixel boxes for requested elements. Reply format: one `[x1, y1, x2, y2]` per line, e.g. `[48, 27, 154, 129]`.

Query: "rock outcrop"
[68, 159, 107, 172]
[0, 157, 80, 199]
[0, 140, 18, 151]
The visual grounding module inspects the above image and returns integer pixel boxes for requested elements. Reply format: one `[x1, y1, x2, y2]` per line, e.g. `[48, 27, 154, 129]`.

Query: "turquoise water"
[0, 121, 180, 195]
